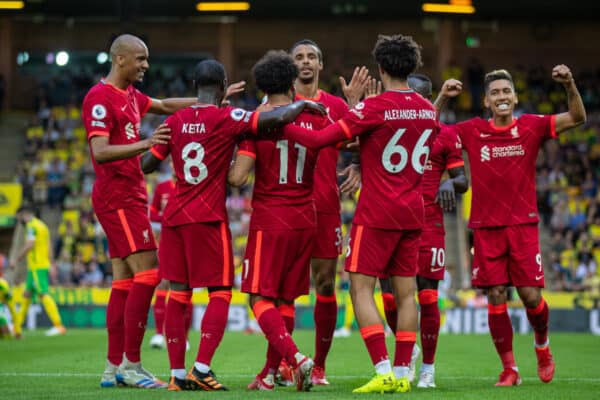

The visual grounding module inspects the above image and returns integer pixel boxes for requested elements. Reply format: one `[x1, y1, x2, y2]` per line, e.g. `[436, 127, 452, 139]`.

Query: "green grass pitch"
[1, 329, 599, 399]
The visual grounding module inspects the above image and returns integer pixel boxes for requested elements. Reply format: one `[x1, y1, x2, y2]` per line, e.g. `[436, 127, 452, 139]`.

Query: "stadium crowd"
[11, 60, 600, 294]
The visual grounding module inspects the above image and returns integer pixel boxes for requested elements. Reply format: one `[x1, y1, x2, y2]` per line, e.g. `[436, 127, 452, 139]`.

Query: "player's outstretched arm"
[282, 122, 350, 150]
[552, 65, 586, 134]
[436, 166, 468, 212]
[91, 123, 170, 164]
[148, 98, 197, 115]
[340, 66, 370, 108]
[255, 100, 326, 132]
[433, 79, 463, 112]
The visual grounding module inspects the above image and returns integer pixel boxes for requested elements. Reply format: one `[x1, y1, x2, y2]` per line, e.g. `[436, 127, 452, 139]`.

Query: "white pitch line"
[0, 372, 599, 382]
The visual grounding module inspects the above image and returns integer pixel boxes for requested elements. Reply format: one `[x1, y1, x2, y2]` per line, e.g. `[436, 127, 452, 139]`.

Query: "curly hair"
[484, 69, 514, 92]
[253, 50, 299, 95]
[372, 34, 422, 80]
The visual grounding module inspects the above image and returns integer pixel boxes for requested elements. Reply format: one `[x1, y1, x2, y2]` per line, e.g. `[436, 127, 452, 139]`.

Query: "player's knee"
[316, 279, 335, 296]
[487, 286, 507, 304]
[416, 276, 438, 291]
[518, 287, 541, 308]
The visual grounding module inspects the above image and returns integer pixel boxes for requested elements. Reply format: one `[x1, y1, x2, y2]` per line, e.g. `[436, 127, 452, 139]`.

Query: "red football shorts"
[158, 222, 234, 288]
[472, 223, 544, 288]
[417, 229, 446, 281]
[96, 207, 156, 259]
[344, 224, 421, 278]
[242, 228, 315, 301]
[311, 212, 342, 259]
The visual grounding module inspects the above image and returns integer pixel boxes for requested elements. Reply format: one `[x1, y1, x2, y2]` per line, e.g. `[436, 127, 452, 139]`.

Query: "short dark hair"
[372, 34, 422, 80]
[253, 50, 299, 95]
[193, 59, 226, 91]
[408, 73, 432, 100]
[290, 39, 323, 62]
[484, 69, 514, 92]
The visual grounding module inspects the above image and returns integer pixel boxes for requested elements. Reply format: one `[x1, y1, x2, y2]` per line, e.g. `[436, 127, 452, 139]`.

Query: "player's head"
[109, 34, 149, 84]
[253, 50, 298, 99]
[16, 205, 34, 224]
[193, 59, 227, 102]
[290, 39, 323, 85]
[407, 74, 432, 100]
[372, 34, 422, 82]
[483, 69, 517, 117]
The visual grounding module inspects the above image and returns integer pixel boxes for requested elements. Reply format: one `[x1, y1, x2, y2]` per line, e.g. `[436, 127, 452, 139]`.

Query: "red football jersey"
[450, 114, 556, 228]
[82, 80, 152, 214]
[295, 90, 348, 214]
[338, 89, 438, 230]
[149, 179, 175, 223]
[151, 104, 258, 227]
[422, 124, 464, 230]
[238, 109, 328, 230]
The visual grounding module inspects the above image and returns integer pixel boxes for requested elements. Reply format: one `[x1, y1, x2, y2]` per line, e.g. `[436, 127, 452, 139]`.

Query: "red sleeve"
[82, 92, 114, 140]
[133, 88, 152, 117]
[224, 107, 258, 136]
[445, 120, 473, 151]
[282, 122, 348, 149]
[237, 138, 256, 159]
[440, 126, 464, 170]
[149, 185, 162, 223]
[337, 97, 383, 138]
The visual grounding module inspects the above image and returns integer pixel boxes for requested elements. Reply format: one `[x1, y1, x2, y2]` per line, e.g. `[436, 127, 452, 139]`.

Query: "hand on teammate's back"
[338, 163, 361, 194]
[551, 64, 573, 85]
[144, 123, 171, 149]
[303, 100, 328, 115]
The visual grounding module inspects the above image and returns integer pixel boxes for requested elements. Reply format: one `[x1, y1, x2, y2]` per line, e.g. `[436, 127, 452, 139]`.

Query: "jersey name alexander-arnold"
[384, 109, 437, 121]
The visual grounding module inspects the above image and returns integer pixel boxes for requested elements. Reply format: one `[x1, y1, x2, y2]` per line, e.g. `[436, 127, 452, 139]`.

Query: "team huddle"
[81, 33, 586, 393]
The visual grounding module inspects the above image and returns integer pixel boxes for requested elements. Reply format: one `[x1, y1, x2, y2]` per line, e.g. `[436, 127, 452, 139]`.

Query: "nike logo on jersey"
[535, 275, 544, 281]
[121, 104, 127, 111]
[430, 267, 444, 273]
[480, 133, 492, 137]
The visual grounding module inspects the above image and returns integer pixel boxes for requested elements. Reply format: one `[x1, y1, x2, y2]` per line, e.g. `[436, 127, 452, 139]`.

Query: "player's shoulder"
[82, 82, 108, 105]
[518, 113, 549, 125]
[319, 90, 346, 107]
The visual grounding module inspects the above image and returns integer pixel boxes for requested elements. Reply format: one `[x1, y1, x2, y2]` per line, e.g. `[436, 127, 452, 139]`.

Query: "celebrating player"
[379, 75, 468, 388]
[289, 39, 366, 386]
[82, 34, 204, 389]
[141, 58, 325, 391]
[229, 50, 331, 392]
[278, 34, 437, 393]
[10, 207, 66, 338]
[441, 65, 585, 386]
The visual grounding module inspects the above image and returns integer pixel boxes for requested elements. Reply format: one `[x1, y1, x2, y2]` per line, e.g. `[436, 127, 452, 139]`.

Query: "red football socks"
[314, 294, 337, 369]
[253, 300, 299, 367]
[360, 324, 389, 366]
[418, 289, 440, 364]
[488, 303, 516, 369]
[526, 298, 549, 346]
[394, 331, 417, 367]
[165, 290, 192, 370]
[106, 278, 132, 365]
[124, 268, 160, 363]
[381, 292, 398, 334]
[153, 290, 167, 335]
[196, 290, 231, 366]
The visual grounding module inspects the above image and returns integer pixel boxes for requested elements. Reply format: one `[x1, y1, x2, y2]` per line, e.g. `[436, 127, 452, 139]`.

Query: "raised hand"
[552, 65, 573, 85]
[439, 79, 463, 98]
[222, 80, 246, 106]
[340, 66, 370, 107]
[364, 77, 382, 99]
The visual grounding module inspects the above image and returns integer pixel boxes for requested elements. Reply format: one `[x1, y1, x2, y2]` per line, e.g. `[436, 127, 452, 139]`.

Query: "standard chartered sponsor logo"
[480, 144, 525, 162]
[480, 145, 490, 162]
